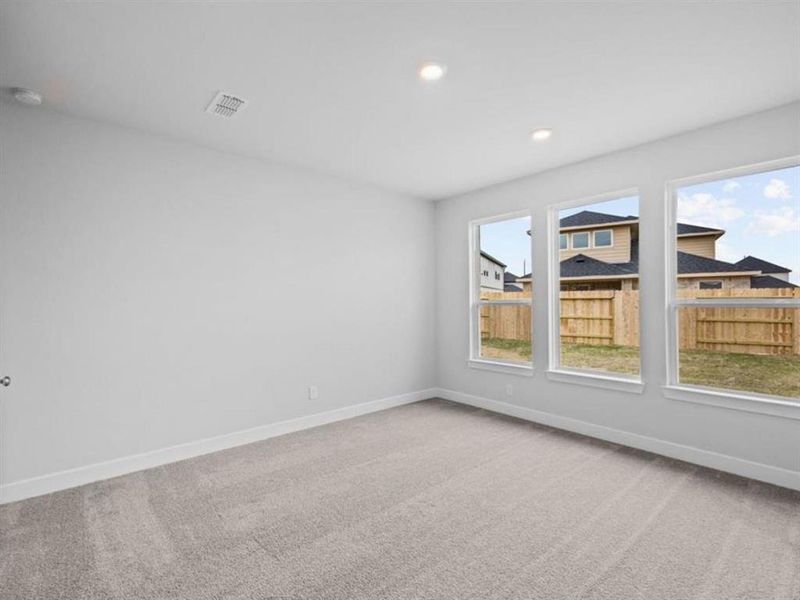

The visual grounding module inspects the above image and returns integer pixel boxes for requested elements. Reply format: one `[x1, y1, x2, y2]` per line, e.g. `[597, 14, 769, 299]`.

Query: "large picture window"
[470, 213, 532, 372]
[547, 190, 642, 387]
[666, 159, 800, 405]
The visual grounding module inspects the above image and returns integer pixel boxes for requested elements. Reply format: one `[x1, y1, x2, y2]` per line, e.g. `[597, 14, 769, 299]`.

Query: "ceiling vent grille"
[206, 91, 248, 118]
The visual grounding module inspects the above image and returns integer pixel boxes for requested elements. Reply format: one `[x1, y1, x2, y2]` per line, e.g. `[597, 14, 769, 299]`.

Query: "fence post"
[613, 291, 624, 346]
[793, 304, 800, 356]
[685, 307, 697, 350]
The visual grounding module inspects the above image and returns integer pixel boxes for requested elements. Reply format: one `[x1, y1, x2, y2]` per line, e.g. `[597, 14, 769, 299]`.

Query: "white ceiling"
[1, 2, 798, 199]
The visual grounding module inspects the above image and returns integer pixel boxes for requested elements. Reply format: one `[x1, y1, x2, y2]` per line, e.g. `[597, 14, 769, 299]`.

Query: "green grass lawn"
[481, 338, 800, 398]
[480, 337, 533, 362]
[561, 344, 640, 375]
[678, 349, 800, 398]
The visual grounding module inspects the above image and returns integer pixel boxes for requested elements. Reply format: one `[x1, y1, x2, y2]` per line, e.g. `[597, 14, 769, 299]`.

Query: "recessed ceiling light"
[419, 62, 446, 82]
[12, 87, 43, 106]
[531, 128, 553, 142]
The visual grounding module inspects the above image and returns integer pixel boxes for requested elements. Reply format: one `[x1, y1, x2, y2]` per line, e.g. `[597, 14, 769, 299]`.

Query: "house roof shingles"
[560, 254, 637, 278]
[559, 211, 637, 228]
[735, 256, 792, 274]
[676, 251, 755, 275]
[750, 275, 798, 289]
[560, 210, 722, 237]
[676, 223, 724, 236]
[524, 242, 772, 280]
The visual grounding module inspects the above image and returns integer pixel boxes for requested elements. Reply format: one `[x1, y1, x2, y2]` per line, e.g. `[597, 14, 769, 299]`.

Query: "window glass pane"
[673, 165, 799, 396]
[478, 217, 532, 300]
[677, 306, 800, 399]
[594, 230, 612, 247]
[477, 215, 532, 364]
[675, 165, 799, 293]
[480, 304, 532, 362]
[558, 196, 640, 376]
[571, 232, 589, 249]
[559, 233, 568, 250]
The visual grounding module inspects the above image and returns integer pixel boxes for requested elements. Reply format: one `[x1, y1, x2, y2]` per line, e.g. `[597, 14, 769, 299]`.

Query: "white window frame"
[469, 210, 533, 376]
[546, 188, 644, 393]
[593, 229, 613, 248]
[664, 156, 800, 420]
[571, 231, 590, 250]
[559, 232, 569, 250]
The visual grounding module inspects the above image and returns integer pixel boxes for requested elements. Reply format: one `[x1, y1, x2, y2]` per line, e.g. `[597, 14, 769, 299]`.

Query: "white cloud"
[676, 193, 745, 229]
[763, 178, 792, 200]
[722, 180, 741, 193]
[746, 206, 800, 237]
[714, 240, 743, 265]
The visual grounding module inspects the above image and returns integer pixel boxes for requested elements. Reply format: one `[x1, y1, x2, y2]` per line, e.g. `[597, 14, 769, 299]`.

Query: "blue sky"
[677, 165, 799, 284]
[480, 217, 531, 277]
[480, 166, 800, 284]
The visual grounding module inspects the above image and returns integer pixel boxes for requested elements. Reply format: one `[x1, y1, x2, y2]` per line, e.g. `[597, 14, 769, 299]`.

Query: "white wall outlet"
[505, 383, 513, 397]
[308, 385, 319, 400]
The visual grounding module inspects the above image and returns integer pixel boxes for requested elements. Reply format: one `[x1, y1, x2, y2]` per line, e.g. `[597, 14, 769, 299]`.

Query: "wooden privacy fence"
[677, 289, 800, 356]
[480, 289, 800, 355]
[560, 290, 639, 347]
[479, 292, 531, 343]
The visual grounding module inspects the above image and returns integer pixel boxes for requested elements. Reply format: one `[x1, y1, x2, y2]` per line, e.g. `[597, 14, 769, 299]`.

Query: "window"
[571, 231, 590, 249]
[666, 159, 800, 406]
[559, 233, 568, 250]
[470, 213, 532, 372]
[593, 229, 613, 247]
[548, 190, 641, 387]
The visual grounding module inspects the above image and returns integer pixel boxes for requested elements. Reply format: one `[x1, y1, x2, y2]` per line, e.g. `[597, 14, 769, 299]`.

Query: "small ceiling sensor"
[531, 128, 553, 142]
[419, 62, 446, 82]
[12, 87, 43, 106]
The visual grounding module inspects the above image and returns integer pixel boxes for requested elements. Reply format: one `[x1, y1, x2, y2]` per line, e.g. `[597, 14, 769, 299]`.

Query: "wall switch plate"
[506, 384, 513, 397]
[308, 385, 319, 400]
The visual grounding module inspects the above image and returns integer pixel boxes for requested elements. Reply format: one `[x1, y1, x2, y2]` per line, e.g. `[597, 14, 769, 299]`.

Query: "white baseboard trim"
[0, 388, 437, 505]
[434, 388, 800, 492]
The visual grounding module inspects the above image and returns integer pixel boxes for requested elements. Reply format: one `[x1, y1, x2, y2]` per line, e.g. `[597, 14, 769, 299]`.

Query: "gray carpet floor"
[2, 398, 799, 600]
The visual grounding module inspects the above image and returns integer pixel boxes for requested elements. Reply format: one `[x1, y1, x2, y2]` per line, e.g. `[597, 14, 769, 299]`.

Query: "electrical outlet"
[308, 385, 319, 400]
[506, 383, 513, 397]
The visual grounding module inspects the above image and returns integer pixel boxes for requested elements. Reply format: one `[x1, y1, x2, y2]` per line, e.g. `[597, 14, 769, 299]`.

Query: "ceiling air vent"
[205, 91, 248, 118]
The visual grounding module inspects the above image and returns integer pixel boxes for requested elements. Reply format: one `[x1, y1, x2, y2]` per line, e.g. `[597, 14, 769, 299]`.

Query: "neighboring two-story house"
[514, 210, 796, 292]
[479, 251, 506, 292]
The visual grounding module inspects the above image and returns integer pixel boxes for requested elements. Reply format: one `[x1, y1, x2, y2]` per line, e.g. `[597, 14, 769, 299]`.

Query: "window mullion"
[480, 300, 532, 306]
[673, 298, 800, 309]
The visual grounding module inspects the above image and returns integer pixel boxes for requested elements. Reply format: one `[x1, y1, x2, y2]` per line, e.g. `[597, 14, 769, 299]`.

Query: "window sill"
[546, 369, 645, 394]
[468, 359, 534, 377]
[663, 385, 800, 421]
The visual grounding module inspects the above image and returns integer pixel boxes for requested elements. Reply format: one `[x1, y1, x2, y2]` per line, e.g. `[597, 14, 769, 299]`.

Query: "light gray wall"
[435, 102, 800, 472]
[2, 99, 797, 494]
[0, 104, 436, 486]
